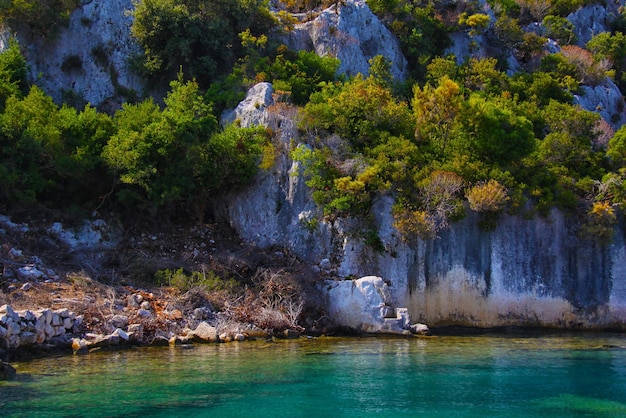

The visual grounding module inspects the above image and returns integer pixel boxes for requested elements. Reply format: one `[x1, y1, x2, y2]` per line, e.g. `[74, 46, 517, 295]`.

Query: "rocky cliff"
[223, 82, 626, 330]
[3, 0, 626, 330]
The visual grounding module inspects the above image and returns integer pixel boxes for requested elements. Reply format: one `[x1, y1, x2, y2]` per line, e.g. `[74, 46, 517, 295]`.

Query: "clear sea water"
[2, 333, 626, 417]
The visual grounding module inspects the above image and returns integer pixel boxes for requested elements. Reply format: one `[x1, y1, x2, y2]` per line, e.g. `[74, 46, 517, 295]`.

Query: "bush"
[466, 179, 510, 212]
[155, 268, 239, 293]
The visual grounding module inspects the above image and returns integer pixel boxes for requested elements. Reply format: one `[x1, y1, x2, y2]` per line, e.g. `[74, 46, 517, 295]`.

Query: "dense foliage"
[0, 41, 269, 222]
[130, 0, 276, 87]
[0, 0, 80, 35]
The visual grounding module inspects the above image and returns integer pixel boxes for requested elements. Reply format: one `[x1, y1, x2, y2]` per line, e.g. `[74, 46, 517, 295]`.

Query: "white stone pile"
[0, 304, 82, 350]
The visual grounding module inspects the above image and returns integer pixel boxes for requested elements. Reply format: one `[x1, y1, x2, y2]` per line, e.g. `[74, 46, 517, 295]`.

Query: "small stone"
[54, 325, 66, 337]
[127, 294, 140, 308]
[410, 323, 430, 335]
[20, 283, 33, 291]
[137, 309, 152, 318]
[44, 324, 55, 340]
[22, 310, 36, 322]
[72, 338, 88, 354]
[319, 258, 331, 269]
[110, 314, 129, 328]
[63, 317, 74, 329]
[6, 321, 21, 336]
[51, 313, 62, 326]
[140, 301, 151, 311]
[234, 333, 245, 342]
[17, 266, 44, 280]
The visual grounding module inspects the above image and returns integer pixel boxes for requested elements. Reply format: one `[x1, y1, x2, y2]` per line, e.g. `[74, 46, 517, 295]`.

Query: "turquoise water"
[2, 333, 626, 417]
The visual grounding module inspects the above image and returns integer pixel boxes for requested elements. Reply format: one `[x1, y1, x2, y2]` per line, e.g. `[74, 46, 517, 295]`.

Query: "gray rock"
[191, 322, 218, 343]
[110, 314, 129, 328]
[19, 331, 37, 346]
[17, 266, 44, 281]
[222, 82, 274, 127]
[112, 328, 129, 341]
[137, 309, 152, 318]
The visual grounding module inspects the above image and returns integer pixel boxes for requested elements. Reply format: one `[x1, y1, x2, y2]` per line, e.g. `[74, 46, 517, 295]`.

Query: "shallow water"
[2, 333, 626, 417]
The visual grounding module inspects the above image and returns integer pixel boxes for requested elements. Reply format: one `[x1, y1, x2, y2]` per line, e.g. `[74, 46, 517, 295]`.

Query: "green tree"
[131, 0, 275, 87]
[0, 86, 114, 207]
[103, 76, 266, 220]
[458, 94, 536, 165]
[0, 37, 28, 110]
[413, 77, 463, 157]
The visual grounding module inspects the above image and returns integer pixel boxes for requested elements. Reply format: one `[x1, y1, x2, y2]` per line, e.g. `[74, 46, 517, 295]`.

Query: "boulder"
[190, 322, 218, 343]
[325, 276, 414, 334]
[109, 314, 129, 328]
[410, 323, 430, 335]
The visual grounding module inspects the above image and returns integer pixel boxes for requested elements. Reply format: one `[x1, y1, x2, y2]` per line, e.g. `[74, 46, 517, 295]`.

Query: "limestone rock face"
[223, 87, 626, 330]
[283, 0, 408, 80]
[567, 4, 622, 46]
[222, 82, 275, 127]
[574, 79, 626, 128]
[11, 0, 143, 109]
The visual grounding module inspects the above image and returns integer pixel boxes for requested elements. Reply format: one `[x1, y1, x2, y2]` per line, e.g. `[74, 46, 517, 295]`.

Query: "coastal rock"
[325, 276, 412, 334]
[19, 331, 37, 346]
[127, 324, 144, 341]
[410, 323, 430, 335]
[190, 322, 218, 343]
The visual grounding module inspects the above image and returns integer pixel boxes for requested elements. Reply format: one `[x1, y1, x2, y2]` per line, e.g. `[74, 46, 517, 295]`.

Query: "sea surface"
[2, 332, 626, 417]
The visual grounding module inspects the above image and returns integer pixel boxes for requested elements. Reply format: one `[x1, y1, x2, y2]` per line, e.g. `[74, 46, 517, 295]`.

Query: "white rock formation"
[222, 82, 275, 127]
[325, 276, 413, 334]
[283, 0, 408, 80]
